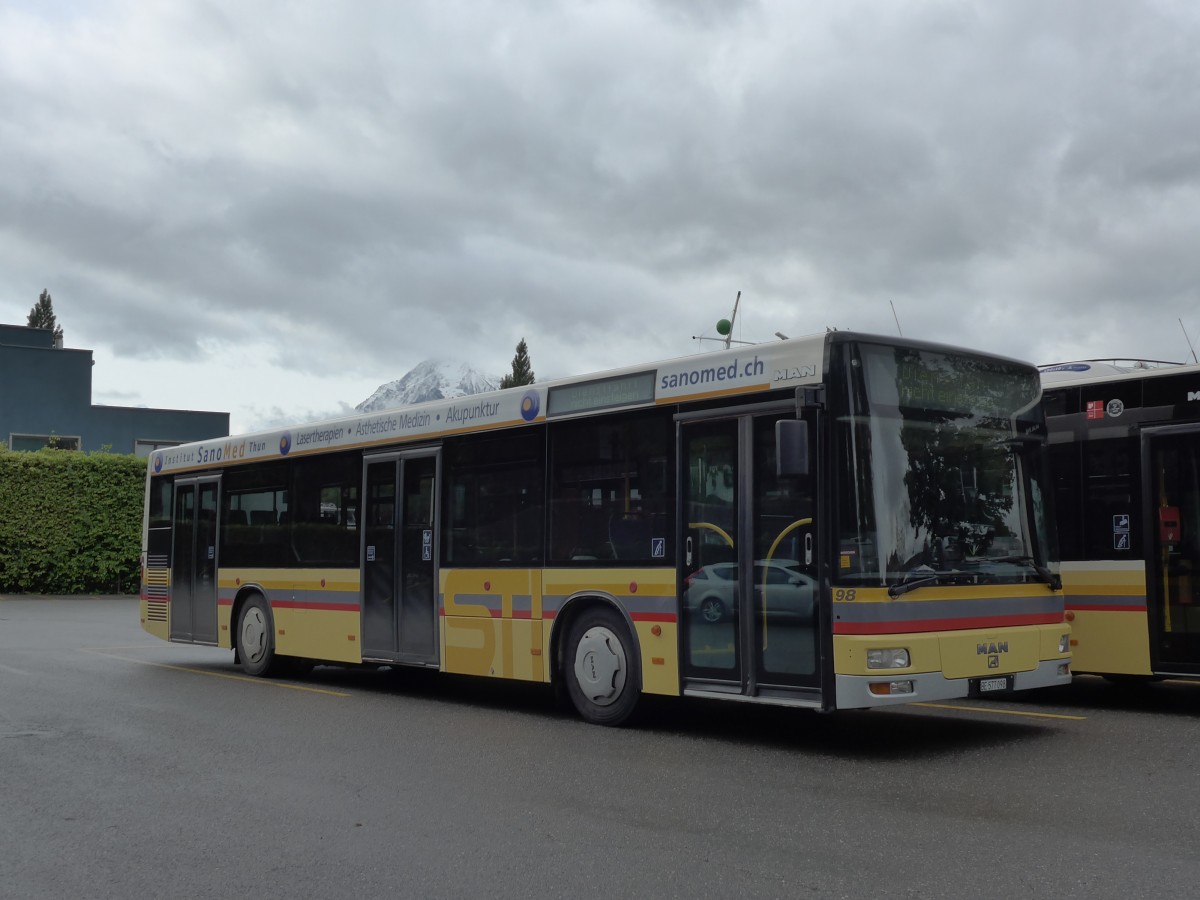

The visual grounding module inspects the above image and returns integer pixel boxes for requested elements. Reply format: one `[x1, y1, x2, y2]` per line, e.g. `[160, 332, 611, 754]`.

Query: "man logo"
[988, 655, 1000, 669]
[1189, 391, 1200, 402]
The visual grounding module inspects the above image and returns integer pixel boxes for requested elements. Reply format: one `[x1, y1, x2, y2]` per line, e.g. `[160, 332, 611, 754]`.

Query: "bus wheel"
[1102, 674, 1161, 686]
[238, 595, 279, 677]
[564, 607, 640, 726]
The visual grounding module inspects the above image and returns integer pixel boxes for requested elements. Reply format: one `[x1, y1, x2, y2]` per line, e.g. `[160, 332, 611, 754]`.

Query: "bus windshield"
[836, 342, 1053, 588]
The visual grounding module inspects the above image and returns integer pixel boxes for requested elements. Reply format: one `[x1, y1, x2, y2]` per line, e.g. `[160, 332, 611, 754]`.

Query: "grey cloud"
[3, 0, 1200, 414]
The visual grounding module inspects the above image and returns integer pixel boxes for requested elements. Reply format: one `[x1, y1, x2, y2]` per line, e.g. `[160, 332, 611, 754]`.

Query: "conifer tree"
[27, 289, 63, 343]
[499, 338, 535, 388]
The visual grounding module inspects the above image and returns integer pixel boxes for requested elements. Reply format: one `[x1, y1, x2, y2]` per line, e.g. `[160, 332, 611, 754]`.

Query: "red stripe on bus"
[433, 608, 670, 623]
[833, 612, 1064, 635]
[631, 612, 677, 623]
[1065, 602, 1146, 612]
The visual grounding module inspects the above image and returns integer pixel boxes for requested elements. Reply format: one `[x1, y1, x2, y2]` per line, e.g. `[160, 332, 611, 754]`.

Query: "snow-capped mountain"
[355, 360, 500, 412]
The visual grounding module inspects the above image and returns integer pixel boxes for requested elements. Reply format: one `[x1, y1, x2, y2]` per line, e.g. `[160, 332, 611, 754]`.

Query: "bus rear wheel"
[237, 594, 280, 677]
[564, 607, 641, 726]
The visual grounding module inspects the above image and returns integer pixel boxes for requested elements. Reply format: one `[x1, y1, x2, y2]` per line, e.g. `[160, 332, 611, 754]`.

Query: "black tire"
[1102, 674, 1161, 686]
[563, 606, 641, 726]
[237, 594, 280, 677]
[699, 595, 725, 624]
[286, 659, 315, 678]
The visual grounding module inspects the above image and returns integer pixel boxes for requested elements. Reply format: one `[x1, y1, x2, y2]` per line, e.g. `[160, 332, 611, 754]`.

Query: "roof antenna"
[1180, 318, 1199, 364]
[694, 291, 754, 348]
[722, 291, 742, 349]
[890, 301, 904, 337]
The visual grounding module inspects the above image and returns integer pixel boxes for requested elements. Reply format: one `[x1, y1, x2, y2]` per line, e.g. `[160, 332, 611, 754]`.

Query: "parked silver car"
[684, 560, 816, 624]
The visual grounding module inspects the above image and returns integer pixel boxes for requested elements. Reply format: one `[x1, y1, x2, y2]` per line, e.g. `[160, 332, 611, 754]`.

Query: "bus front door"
[679, 410, 821, 704]
[362, 451, 440, 665]
[169, 476, 220, 645]
[1145, 426, 1200, 674]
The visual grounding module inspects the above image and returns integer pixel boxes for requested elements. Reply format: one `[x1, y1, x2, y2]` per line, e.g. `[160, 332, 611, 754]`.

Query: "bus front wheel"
[564, 607, 641, 726]
[238, 595, 280, 677]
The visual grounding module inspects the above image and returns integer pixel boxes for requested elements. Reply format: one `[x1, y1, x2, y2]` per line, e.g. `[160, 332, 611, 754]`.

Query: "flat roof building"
[0, 322, 229, 455]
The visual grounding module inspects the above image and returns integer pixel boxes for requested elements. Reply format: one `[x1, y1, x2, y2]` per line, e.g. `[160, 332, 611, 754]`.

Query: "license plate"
[979, 677, 1009, 693]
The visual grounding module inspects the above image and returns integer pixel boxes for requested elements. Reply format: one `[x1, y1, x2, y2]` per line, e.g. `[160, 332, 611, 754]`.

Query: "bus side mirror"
[776, 419, 809, 477]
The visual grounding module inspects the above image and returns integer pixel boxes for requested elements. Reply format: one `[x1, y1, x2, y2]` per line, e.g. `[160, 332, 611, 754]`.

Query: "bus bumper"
[834, 658, 1073, 709]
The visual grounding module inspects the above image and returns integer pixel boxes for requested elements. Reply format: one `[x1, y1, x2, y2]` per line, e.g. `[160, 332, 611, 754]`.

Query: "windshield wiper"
[985, 556, 1062, 591]
[888, 569, 957, 598]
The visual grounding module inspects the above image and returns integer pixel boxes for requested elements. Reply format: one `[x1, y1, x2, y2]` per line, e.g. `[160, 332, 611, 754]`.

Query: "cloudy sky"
[2, 0, 1199, 434]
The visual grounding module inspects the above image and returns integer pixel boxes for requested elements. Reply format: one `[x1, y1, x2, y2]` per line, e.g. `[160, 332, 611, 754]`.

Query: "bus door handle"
[686, 536, 693, 567]
[804, 533, 813, 566]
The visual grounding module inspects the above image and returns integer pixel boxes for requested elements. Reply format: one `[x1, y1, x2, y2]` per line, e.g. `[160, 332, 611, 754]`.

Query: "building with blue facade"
[0, 323, 229, 455]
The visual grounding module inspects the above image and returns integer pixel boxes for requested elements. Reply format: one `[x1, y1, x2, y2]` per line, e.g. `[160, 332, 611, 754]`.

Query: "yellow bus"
[1042, 359, 1200, 681]
[140, 331, 1070, 724]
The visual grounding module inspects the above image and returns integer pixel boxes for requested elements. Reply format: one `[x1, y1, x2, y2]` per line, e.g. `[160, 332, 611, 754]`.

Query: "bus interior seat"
[609, 513, 650, 559]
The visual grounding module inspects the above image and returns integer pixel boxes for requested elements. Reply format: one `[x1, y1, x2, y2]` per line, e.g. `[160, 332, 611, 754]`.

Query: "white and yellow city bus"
[1042, 359, 1200, 681]
[140, 331, 1070, 725]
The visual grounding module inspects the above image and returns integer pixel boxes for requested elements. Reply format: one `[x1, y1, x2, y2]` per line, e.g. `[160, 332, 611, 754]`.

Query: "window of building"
[134, 439, 181, 458]
[9, 433, 81, 451]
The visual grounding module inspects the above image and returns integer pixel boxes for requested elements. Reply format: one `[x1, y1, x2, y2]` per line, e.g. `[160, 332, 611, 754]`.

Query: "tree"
[27, 289, 63, 343]
[499, 337, 535, 388]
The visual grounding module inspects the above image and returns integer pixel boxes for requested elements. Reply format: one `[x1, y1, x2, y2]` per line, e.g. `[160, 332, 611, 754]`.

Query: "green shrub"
[0, 446, 146, 594]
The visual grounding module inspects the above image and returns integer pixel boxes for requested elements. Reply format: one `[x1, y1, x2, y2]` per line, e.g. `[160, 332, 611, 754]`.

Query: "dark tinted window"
[443, 430, 544, 567]
[1049, 443, 1082, 560]
[221, 462, 289, 567]
[1082, 437, 1141, 560]
[548, 409, 673, 564]
[291, 452, 360, 566]
[148, 477, 173, 530]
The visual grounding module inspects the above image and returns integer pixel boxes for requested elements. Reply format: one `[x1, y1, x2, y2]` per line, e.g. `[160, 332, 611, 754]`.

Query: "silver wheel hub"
[573, 625, 627, 706]
[241, 606, 267, 664]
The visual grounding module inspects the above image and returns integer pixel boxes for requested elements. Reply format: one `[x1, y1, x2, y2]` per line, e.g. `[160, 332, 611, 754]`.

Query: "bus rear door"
[361, 450, 440, 665]
[169, 475, 220, 645]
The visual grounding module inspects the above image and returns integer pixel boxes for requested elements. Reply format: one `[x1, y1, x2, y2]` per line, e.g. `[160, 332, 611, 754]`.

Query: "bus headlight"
[1058, 634, 1070, 654]
[867, 648, 910, 669]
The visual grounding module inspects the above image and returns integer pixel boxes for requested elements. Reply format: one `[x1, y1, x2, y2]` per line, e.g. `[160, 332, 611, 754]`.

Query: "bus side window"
[1082, 437, 1140, 560]
[1049, 443, 1082, 561]
[441, 431, 545, 568]
[548, 409, 674, 565]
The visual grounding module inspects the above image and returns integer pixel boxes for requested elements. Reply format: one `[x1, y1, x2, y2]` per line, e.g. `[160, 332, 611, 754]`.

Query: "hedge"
[0, 446, 146, 594]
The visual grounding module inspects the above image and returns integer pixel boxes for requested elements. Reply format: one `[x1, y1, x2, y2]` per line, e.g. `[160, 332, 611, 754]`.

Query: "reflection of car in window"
[684, 560, 815, 624]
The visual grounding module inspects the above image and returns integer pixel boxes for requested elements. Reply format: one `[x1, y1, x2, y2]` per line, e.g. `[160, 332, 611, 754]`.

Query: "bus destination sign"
[547, 370, 656, 417]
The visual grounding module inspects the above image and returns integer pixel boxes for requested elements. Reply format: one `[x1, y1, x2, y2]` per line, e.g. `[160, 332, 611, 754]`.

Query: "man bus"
[1042, 359, 1200, 682]
[141, 331, 1070, 725]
